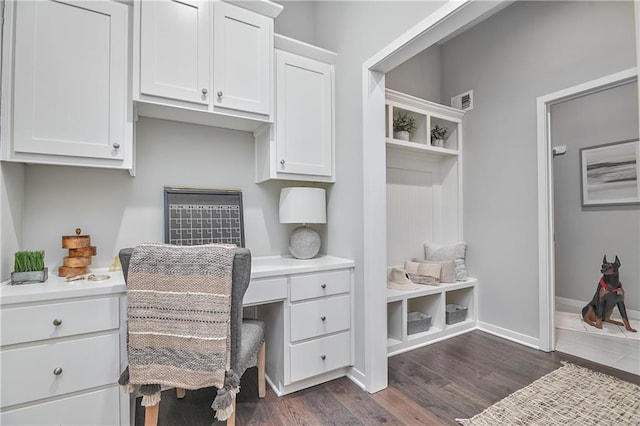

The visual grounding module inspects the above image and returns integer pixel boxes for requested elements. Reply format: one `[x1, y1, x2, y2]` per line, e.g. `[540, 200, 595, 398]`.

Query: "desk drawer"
[290, 295, 350, 342]
[0, 386, 120, 425]
[290, 270, 350, 301]
[1, 297, 119, 346]
[244, 277, 287, 306]
[0, 333, 120, 408]
[289, 331, 351, 383]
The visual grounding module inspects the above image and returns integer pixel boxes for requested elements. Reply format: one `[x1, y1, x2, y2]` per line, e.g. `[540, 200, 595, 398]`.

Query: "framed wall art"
[580, 139, 639, 206]
[164, 187, 245, 247]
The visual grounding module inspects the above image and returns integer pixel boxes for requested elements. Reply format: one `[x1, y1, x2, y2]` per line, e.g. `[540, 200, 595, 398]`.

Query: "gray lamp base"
[288, 225, 320, 259]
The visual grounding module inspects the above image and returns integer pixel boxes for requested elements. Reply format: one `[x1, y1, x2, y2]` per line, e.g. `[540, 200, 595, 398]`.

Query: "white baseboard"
[346, 366, 367, 391]
[477, 321, 540, 350]
[555, 296, 640, 321]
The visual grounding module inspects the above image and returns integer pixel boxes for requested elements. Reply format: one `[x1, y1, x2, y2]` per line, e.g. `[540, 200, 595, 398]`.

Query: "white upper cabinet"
[134, 0, 281, 131]
[213, 2, 272, 116]
[255, 35, 336, 183]
[139, 0, 210, 105]
[1, 0, 132, 170]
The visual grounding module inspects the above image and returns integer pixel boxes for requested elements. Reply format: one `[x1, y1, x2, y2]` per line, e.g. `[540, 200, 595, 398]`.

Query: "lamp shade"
[279, 187, 326, 224]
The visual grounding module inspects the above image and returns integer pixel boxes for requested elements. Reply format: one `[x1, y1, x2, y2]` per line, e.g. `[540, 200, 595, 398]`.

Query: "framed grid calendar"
[164, 188, 245, 247]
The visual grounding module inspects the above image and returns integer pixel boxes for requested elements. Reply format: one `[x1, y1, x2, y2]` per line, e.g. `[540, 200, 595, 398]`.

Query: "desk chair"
[119, 246, 266, 426]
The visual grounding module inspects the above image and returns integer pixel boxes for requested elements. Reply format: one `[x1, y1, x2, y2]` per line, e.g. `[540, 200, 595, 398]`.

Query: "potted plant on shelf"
[431, 124, 448, 147]
[393, 113, 416, 141]
[11, 250, 48, 285]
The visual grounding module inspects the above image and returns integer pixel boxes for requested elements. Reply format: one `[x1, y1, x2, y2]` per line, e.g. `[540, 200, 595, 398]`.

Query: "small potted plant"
[11, 250, 48, 285]
[431, 124, 448, 147]
[393, 112, 416, 141]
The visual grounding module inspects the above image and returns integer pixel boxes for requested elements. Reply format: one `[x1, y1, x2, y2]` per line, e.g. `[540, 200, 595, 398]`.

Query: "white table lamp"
[279, 187, 326, 259]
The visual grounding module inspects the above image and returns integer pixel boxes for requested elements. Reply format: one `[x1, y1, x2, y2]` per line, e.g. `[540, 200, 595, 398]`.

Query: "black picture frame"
[164, 187, 245, 247]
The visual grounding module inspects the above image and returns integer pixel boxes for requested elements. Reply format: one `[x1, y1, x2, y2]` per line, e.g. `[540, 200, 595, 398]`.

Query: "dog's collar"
[600, 278, 622, 293]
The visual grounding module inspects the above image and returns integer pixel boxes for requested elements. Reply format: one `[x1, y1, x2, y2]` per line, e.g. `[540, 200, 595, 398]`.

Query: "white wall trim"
[477, 321, 540, 350]
[536, 67, 638, 352]
[361, 0, 510, 393]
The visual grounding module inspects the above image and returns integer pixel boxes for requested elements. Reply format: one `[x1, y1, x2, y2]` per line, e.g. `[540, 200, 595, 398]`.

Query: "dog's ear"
[603, 254, 608, 264]
[615, 256, 621, 267]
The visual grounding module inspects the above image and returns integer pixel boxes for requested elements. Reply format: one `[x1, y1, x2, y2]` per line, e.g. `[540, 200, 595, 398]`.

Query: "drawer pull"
[320, 316, 326, 322]
[321, 284, 327, 289]
[53, 318, 63, 326]
[53, 367, 63, 376]
[320, 355, 326, 361]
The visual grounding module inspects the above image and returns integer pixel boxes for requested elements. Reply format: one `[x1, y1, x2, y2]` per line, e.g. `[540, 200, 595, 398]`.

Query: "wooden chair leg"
[257, 341, 266, 398]
[176, 387, 186, 399]
[144, 404, 160, 426]
[227, 398, 236, 426]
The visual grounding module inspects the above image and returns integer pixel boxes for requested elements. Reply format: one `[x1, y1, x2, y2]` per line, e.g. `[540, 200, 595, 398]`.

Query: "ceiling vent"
[451, 90, 473, 111]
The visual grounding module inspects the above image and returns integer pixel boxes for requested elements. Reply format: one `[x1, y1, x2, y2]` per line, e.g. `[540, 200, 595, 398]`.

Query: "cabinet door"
[139, 0, 210, 105]
[213, 2, 271, 115]
[12, 0, 127, 160]
[276, 50, 333, 177]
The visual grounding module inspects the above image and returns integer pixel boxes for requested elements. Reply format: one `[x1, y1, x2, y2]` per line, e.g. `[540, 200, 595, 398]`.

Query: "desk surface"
[1, 255, 355, 305]
[250, 255, 355, 279]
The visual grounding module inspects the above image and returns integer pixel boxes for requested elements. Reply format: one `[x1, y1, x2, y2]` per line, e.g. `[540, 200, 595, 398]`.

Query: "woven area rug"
[456, 362, 640, 425]
[555, 311, 640, 341]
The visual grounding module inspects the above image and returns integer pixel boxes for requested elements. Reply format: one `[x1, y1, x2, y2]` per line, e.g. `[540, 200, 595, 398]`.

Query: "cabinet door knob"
[321, 283, 327, 289]
[320, 355, 326, 361]
[217, 91, 223, 98]
[112, 143, 120, 149]
[280, 159, 285, 165]
[53, 318, 62, 326]
[53, 367, 63, 376]
[320, 316, 326, 322]
[202, 88, 208, 95]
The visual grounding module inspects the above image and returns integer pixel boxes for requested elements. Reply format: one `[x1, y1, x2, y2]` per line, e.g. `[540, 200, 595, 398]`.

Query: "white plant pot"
[394, 131, 410, 141]
[432, 139, 444, 148]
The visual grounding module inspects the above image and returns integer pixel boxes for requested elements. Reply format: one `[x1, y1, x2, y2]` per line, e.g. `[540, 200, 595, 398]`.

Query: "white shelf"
[385, 138, 459, 157]
[387, 279, 477, 302]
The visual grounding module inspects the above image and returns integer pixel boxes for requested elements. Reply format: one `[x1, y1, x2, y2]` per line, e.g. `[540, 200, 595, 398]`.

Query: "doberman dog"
[582, 255, 636, 332]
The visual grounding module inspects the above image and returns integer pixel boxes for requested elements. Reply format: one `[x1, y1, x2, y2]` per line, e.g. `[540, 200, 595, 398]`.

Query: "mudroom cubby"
[386, 280, 477, 355]
[385, 88, 477, 356]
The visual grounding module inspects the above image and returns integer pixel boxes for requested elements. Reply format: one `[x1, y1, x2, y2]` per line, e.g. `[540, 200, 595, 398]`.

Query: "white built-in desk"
[245, 255, 355, 396]
[0, 271, 129, 426]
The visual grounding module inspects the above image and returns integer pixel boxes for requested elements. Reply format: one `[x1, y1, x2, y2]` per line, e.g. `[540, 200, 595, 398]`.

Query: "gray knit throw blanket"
[118, 243, 238, 421]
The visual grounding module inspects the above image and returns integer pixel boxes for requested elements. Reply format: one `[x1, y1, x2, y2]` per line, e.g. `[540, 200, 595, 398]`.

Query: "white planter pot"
[432, 139, 444, 148]
[393, 131, 410, 141]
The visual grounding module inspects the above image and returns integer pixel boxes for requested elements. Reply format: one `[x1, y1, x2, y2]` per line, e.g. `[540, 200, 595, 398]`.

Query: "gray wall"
[21, 118, 316, 272]
[552, 82, 639, 312]
[386, 44, 441, 103]
[440, 0, 637, 337]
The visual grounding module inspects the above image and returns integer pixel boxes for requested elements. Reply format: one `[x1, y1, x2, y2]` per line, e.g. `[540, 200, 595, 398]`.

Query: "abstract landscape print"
[581, 139, 640, 206]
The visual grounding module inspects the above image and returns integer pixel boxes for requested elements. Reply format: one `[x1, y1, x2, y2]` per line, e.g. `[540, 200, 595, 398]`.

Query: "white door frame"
[535, 68, 638, 352]
[361, 0, 511, 392]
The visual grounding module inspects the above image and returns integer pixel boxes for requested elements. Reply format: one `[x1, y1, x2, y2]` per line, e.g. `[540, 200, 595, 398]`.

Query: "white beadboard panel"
[386, 166, 435, 267]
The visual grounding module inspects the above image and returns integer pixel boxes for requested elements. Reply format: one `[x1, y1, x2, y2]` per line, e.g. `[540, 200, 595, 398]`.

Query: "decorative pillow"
[412, 259, 456, 283]
[404, 260, 441, 286]
[424, 242, 467, 281]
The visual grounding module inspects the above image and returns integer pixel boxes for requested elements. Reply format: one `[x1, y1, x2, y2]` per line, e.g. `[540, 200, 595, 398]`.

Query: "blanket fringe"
[141, 391, 161, 407]
[211, 370, 240, 421]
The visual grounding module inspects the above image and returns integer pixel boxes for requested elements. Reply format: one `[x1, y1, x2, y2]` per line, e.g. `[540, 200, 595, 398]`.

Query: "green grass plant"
[14, 250, 45, 272]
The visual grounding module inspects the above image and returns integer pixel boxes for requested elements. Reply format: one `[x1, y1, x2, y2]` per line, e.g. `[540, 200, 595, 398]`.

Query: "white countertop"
[250, 255, 355, 279]
[1, 269, 126, 306]
[1, 255, 355, 305]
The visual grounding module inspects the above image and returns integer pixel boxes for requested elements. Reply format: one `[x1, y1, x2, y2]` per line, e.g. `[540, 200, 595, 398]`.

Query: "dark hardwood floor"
[136, 330, 640, 425]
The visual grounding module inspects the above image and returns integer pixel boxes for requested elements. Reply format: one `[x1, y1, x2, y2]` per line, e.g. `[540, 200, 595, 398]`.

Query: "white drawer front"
[290, 295, 350, 342]
[0, 333, 120, 408]
[244, 277, 287, 306]
[1, 297, 119, 346]
[289, 269, 350, 301]
[289, 331, 351, 383]
[0, 386, 120, 425]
